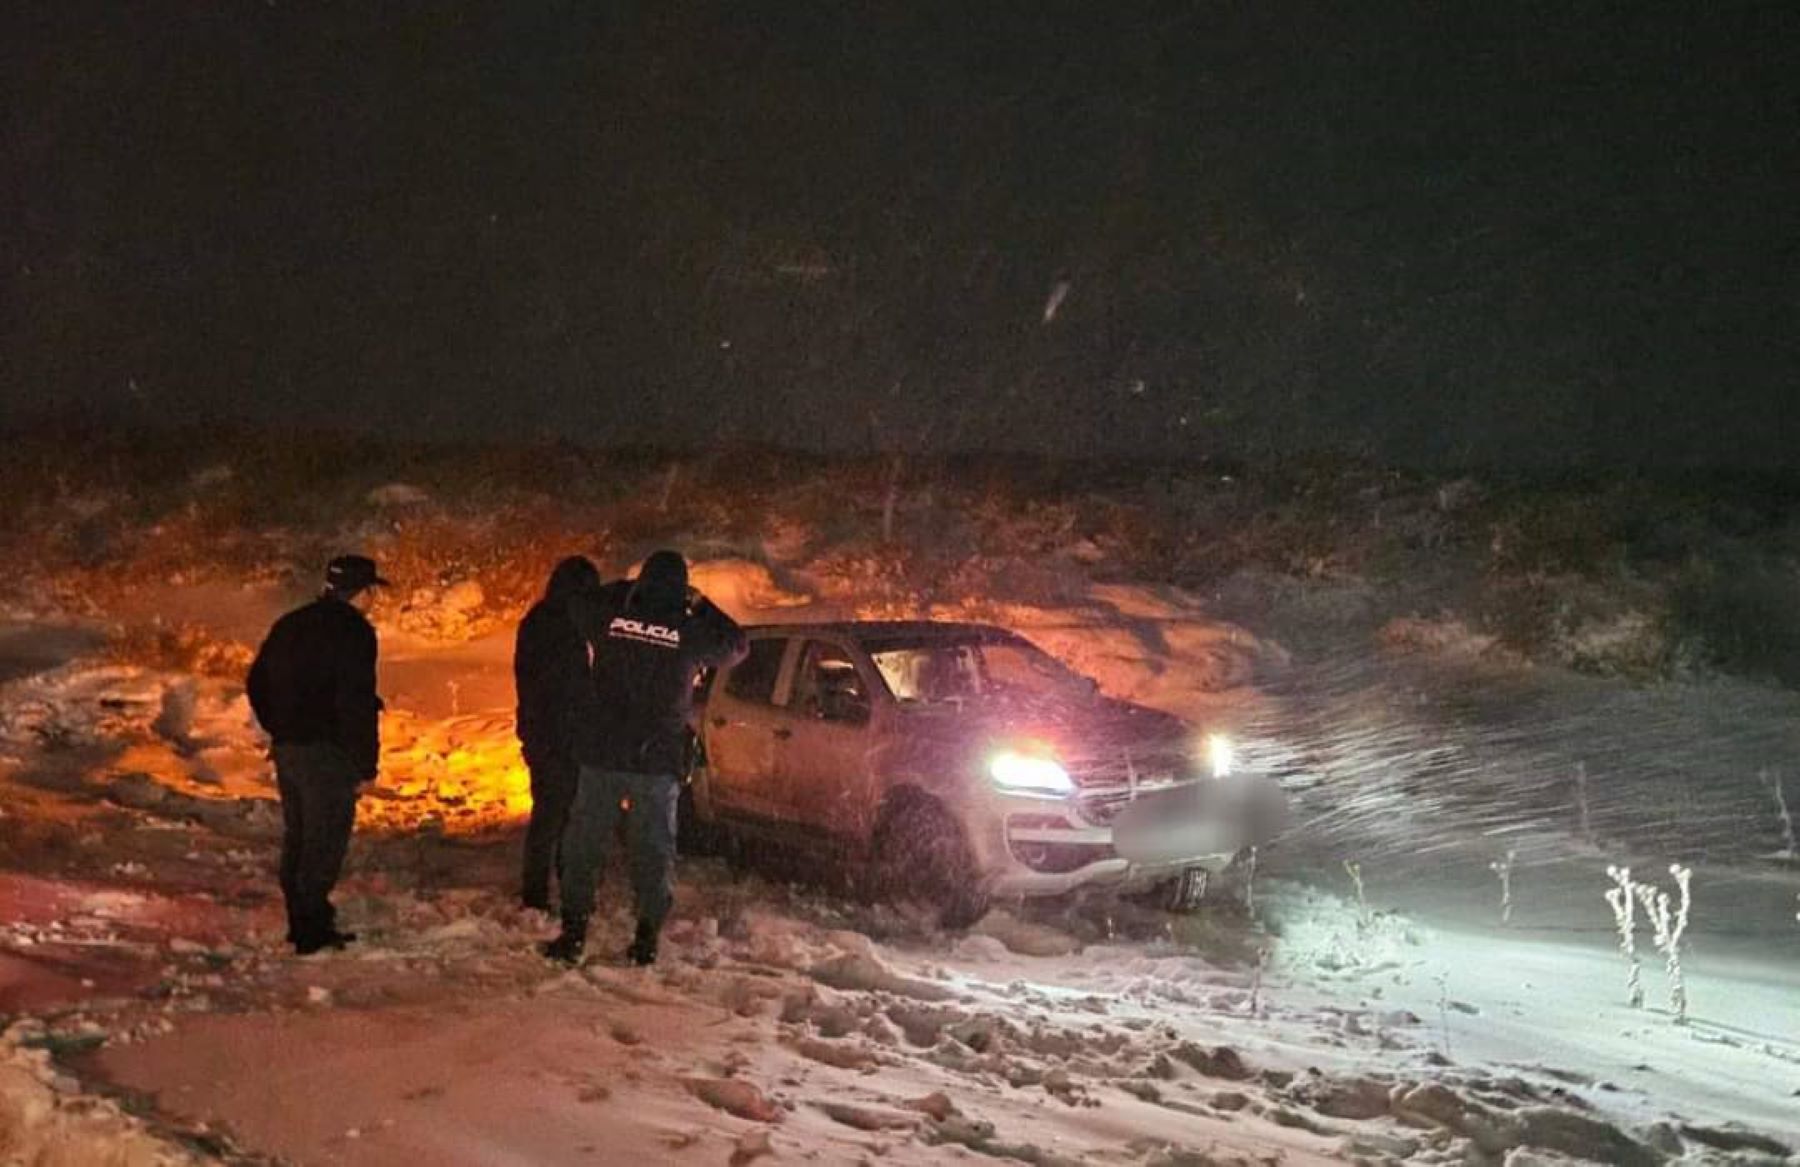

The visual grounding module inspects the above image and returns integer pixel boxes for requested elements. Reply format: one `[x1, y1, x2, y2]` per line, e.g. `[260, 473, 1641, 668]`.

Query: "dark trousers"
[520, 748, 579, 907]
[558, 767, 678, 935]
[273, 743, 360, 944]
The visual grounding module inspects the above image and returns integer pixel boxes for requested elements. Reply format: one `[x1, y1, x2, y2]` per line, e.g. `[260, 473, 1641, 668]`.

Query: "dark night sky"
[3, 2, 1796, 469]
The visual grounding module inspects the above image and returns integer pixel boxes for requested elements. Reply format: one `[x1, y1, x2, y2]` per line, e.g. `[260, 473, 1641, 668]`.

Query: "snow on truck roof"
[742, 620, 1026, 643]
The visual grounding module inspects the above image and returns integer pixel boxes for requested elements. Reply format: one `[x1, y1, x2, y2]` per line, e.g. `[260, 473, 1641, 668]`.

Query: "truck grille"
[1072, 751, 1194, 825]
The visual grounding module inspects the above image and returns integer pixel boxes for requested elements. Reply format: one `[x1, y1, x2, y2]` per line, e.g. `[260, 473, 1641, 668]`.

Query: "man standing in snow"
[246, 555, 386, 955]
[512, 555, 601, 913]
[543, 550, 746, 966]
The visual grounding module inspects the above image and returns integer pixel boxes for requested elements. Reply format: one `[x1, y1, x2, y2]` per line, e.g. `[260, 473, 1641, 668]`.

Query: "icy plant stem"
[1344, 860, 1368, 928]
[1489, 848, 1516, 926]
[1433, 972, 1452, 1059]
[1604, 865, 1644, 1008]
[1243, 846, 1259, 918]
[1762, 770, 1797, 858]
[1634, 864, 1692, 1024]
[1666, 864, 1691, 1022]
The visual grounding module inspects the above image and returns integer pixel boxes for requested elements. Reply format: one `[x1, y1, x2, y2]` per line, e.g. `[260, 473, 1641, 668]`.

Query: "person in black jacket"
[512, 555, 601, 912]
[541, 550, 746, 966]
[246, 555, 387, 955]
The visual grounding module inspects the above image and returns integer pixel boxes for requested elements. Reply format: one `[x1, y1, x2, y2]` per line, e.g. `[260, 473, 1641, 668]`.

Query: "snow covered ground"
[2, 561, 1798, 1165]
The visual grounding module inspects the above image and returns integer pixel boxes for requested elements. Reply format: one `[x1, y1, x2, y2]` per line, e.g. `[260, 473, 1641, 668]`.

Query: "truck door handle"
[772, 727, 793, 740]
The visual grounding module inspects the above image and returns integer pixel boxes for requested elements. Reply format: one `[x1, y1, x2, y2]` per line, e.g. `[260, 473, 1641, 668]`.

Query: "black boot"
[625, 919, 658, 967]
[539, 920, 587, 966]
[294, 928, 356, 956]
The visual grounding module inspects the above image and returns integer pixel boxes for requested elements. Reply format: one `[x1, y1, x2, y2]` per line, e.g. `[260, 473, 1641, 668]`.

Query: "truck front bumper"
[973, 803, 1236, 899]
[968, 773, 1285, 899]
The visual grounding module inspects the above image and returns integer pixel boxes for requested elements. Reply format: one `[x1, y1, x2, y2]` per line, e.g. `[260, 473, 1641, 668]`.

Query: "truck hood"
[892, 693, 1197, 782]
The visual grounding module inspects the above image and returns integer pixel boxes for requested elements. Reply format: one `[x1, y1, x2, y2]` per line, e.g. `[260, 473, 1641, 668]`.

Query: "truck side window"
[724, 638, 786, 705]
[795, 641, 870, 725]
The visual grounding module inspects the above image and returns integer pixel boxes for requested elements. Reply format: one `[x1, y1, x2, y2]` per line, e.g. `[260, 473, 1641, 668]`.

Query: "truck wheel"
[874, 799, 989, 930]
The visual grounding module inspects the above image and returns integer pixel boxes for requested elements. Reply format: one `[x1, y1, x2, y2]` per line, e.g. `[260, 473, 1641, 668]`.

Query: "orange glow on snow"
[361, 709, 534, 833]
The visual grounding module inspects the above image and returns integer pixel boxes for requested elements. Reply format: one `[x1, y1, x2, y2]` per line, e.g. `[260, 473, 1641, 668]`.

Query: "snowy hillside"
[1, 443, 1798, 1164]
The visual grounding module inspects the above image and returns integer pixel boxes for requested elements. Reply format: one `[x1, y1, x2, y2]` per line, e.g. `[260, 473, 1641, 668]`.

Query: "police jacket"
[246, 595, 382, 781]
[513, 560, 596, 762]
[568, 578, 747, 775]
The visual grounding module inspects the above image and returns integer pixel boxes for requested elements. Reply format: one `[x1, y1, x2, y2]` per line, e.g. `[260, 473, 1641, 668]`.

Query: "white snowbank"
[0, 1028, 199, 1165]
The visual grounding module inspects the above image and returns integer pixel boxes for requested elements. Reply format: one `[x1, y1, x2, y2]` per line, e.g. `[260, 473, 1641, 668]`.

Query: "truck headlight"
[989, 750, 1075, 797]
[1206, 734, 1235, 779]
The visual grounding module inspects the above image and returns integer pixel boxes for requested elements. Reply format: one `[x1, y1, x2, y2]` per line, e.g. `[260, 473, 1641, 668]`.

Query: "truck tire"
[874, 798, 989, 930]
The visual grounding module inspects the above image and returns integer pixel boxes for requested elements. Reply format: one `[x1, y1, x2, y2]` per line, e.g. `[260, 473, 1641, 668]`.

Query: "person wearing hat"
[543, 550, 746, 967]
[247, 555, 388, 954]
[512, 555, 602, 913]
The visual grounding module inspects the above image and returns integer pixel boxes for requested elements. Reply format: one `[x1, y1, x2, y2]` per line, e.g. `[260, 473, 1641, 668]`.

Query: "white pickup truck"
[687, 620, 1288, 926]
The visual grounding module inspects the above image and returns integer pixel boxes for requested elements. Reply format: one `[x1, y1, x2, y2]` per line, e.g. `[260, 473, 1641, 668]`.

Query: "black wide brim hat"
[325, 555, 390, 593]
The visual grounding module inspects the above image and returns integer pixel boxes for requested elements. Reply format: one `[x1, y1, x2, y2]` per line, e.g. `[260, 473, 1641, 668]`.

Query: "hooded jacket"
[513, 556, 601, 762]
[568, 552, 747, 774]
[247, 594, 382, 781]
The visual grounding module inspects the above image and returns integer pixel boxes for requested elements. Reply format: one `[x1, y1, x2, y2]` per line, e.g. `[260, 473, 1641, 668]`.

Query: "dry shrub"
[1553, 608, 1671, 678]
[1379, 615, 1503, 659]
[806, 545, 930, 613]
[1669, 560, 1800, 685]
[360, 504, 605, 639]
[107, 623, 255, 678]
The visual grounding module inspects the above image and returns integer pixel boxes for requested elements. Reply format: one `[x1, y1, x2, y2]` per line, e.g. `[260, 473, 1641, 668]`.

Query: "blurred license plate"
[1111, 777, 1289, 864]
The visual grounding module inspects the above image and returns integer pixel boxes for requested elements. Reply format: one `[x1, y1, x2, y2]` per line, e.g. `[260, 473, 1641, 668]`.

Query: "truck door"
[700, 635, 795, 821]
[775, 638, 882, 840]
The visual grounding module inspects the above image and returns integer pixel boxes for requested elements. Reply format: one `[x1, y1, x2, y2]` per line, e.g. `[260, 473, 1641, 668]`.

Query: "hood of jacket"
[544, 556, 600, 600]
[629, 549, 688, 614]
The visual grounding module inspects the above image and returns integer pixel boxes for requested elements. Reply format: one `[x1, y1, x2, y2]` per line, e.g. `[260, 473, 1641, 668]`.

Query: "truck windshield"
[866, 637, 1094, 705]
